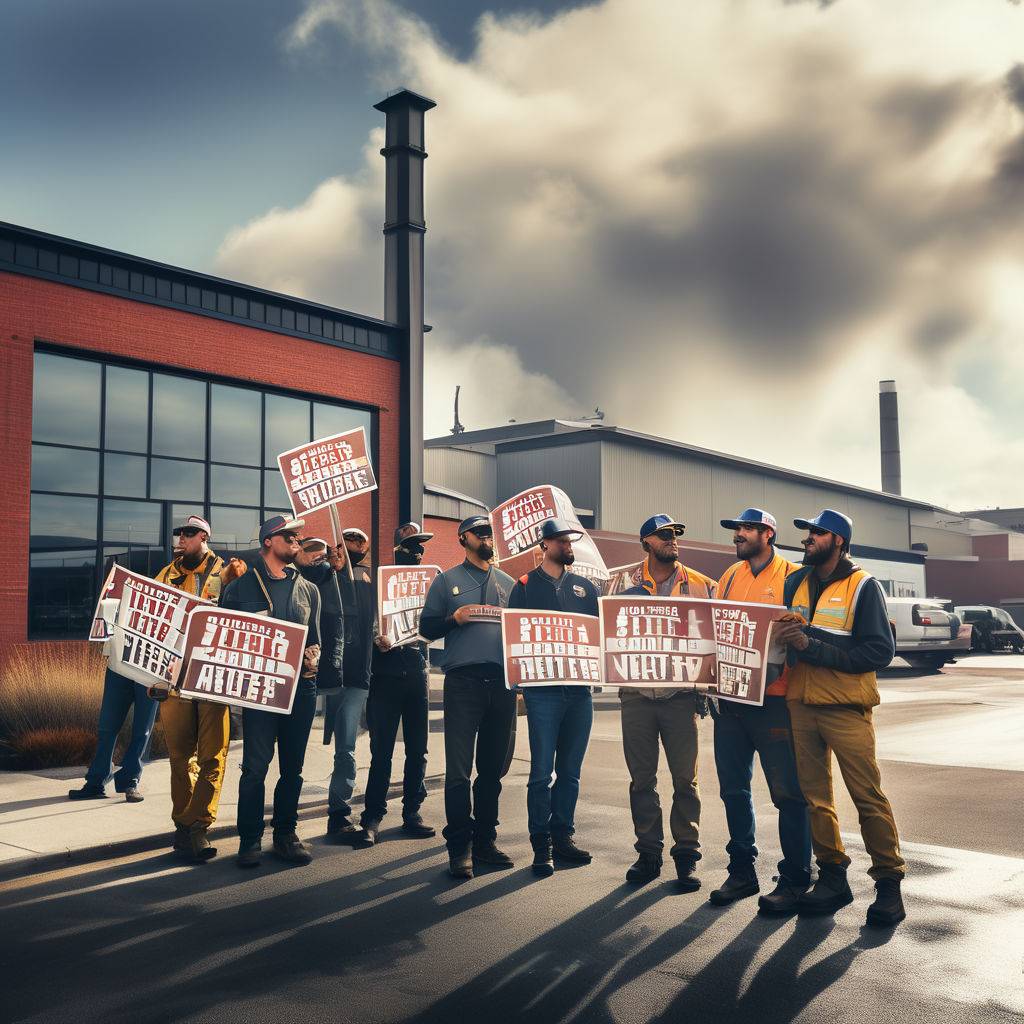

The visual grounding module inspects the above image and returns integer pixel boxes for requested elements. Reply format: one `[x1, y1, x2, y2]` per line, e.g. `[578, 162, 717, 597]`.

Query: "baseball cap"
[394, 522, 434, 546]
[258, 514, 305, 545]
[301, 537, 329, 551]
[540, 518, 584, 542]
[172, 514, 211, 537]
[639, 514, 686, 540]
[342, 527, 369, 542]
[793, 509, 853, 543]
[458, 514, 491, 536]
[720, 508, 778, 532]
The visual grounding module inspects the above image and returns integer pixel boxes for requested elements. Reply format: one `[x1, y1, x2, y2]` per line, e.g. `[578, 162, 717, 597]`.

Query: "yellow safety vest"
[786, 569, 881, 708]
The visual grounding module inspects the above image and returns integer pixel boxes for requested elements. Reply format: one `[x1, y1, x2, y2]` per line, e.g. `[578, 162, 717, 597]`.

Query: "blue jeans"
[85, 668, 159, 791]
[712, 696, 811, 885]
[237, 686, 317, 844]
[327, 686, 369, 819]
[523, 686, 594, 837]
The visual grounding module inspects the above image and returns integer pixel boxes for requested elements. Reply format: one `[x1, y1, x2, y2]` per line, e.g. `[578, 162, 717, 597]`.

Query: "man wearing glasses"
[774, 509, 904, 926]
[420, 515, 516, 879]
[620, 514, 717, 891]
[220, 515, 322, 868]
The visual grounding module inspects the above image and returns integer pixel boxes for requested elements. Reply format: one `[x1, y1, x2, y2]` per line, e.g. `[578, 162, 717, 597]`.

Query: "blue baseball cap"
[258, 514, 305, 545]
[720, 508, 778, 532]
[794, 509, 853, 543]
[640, 514, 686, 540]
[540, 517, 584, 542]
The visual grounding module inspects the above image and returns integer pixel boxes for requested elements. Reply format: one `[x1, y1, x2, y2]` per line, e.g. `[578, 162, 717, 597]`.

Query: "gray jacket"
[419, 560, 514, 675]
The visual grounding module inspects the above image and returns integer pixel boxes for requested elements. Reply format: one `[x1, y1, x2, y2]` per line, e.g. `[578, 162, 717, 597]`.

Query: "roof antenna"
[451, 385, 466, 435]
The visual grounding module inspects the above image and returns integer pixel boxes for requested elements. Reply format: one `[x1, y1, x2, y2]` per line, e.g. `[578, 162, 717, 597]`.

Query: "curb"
[0, 771, 447, 885]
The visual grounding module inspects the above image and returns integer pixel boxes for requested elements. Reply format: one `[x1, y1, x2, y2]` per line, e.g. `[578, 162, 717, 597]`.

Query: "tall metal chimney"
[374, 88, 436, 526]
[879, 379, 902, 495]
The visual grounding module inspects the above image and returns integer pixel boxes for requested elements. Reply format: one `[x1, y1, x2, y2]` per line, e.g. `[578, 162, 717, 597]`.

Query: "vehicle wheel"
[905, 655, 943, 673]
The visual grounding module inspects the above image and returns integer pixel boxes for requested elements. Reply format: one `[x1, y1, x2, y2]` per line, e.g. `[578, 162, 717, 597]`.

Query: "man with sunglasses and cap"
[620, 514, 717, 891]
[220, 515, 322, 868]
[354, 523, 437, 847]
[774, 509, 904, 926]
[708, 509, 811, 914]
[420, 514, 516, 879]
[507, 518, 600, 877]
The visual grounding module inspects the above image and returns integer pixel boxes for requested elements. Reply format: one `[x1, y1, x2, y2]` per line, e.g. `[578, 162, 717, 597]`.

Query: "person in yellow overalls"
[155, 514, 244, 862]
[774, 509, 905, 927]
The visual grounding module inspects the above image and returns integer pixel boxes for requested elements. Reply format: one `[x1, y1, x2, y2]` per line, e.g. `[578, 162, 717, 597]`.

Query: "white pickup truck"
[885, 597, 971, 672]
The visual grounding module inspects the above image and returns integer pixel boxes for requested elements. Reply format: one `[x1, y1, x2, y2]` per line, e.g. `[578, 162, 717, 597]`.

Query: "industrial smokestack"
[879, 379, 902, 496]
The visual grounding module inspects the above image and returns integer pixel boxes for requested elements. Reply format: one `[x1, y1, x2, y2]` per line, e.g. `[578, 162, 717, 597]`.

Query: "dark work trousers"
[712, 696, 812, 885]
[361, 671, 430, 826]
[442, 670, 517, 850]
[237, 686, 317, 845]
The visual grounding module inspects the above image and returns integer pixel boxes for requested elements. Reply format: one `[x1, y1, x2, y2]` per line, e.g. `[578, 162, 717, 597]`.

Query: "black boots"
[552, 835, 592, 864]
[709, 867, 759, 906]
[866, 878, 906, 927]
[325, 814, 361, 845]
[531, 834, 554, 877]
[626, 852, 662, 884]
[797, 863, 854, 915]
[356, 819, 381, 848]
[472, 839, 514, 868]
[757, 876, 810, 915]
[448, 846, 473, 879]
[673, 857, 701, 893]
[401, 813, 436, 838]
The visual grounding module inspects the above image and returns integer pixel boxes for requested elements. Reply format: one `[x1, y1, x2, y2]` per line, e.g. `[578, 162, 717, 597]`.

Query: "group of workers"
[69, 498, 906, 929]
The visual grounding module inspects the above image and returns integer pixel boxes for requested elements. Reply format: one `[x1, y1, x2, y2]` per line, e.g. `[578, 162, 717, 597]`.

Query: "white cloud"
[216, 0, 1024, 511]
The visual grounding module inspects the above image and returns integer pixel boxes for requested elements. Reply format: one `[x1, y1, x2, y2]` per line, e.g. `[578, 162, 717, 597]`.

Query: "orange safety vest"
[718, 552, 796, 696]
[786, 569, 881, 708]
[638, 558, 717, 599]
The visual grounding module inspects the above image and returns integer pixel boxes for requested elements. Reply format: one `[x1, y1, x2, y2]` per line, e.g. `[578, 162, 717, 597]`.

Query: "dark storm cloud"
[874, 79, 972, 150]
[912, 308, 973, 354]
[1006, 64, 1024, 111]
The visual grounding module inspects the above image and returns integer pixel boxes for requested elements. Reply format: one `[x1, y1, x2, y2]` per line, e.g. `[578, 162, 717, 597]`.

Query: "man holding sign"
[507, 519, 599, 877]
[420, 515, 516, 879]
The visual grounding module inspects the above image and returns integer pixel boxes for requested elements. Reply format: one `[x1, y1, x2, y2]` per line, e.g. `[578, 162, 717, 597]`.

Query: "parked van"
[885, 597, 970, 672]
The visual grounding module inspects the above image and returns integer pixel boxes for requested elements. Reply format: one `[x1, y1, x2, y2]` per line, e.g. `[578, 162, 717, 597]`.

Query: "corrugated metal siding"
[423, 491, 486, 522]
[910, 525, 973, 557]
[424, 448, 496, 507]
[496, 443, 602, 510]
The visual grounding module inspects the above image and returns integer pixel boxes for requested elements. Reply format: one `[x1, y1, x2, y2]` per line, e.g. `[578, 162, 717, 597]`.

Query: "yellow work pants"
[160, 693, 231, 830]
[787, 701, 905, 880]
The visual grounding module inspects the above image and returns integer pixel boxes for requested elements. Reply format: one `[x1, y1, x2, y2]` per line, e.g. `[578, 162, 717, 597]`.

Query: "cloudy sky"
[4, 0, 1023, 512]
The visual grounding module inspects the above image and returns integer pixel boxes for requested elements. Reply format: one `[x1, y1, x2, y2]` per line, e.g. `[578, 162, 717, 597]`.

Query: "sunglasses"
[652, 527, 684, 541]
[469, 527, 493, 539]
[806, 526, 830, 537]
[178, 527, 202, 538]
[275, 532, 300, 544]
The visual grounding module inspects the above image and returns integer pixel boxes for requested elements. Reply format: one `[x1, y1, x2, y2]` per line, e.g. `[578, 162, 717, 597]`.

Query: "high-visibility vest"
[786, 568, 881, 707]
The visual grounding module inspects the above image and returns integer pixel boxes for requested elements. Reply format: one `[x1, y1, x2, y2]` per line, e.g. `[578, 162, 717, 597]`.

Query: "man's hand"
[221, 558, 246, 587]
[328, 545, 347, 572]
[374, 635, 393, 651]
[452, 605, 477, 626]
[774, 621, 810, 651]
[302, 644, 321, 678]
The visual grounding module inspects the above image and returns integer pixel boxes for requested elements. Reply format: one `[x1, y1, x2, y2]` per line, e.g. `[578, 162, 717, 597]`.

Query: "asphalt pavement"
[1, 658, 1022, 1024]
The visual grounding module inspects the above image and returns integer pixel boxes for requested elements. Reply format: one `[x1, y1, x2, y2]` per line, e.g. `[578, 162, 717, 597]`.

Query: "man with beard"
[620, 514, 717, 891]
[221, 515, 322, 868]
[420, 515, 516, 879]
[293, 537, 345, 696]
[774, 509, 904, 927]
[154, 515, 244, 862]
[354, 522, 436, 847]
[708, 509, 811, 914]
[507, 519, 599, 877]
[323, 527, 375, 843]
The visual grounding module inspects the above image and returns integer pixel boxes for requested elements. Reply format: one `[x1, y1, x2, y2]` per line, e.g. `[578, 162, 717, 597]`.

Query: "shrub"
[9, 727, 97, 769]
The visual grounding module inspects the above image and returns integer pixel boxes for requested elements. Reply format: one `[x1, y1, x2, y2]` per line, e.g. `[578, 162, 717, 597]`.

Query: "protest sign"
[603, 561, 644, 596]
[501, 610, 601, 688]
[276, 427, 377, 518]
[102, 568, 210, 686]
[600, 596, 717, 688]
[174, 608, 308, 715]
[710, 600, 786, 706]
[378, 564, 441, 646]
[461, 604, 504, 624]
[491, 485, 609, 586]
[90, 562, 132, 641]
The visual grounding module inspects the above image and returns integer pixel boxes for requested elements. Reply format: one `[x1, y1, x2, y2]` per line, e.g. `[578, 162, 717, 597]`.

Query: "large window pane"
[152, 373, 206, 459]
[104, 365, 149, 452]
[264, 394, 309, 467]
[263, 470, 291, 510]
[30, 493, 97, 553]
[31, 445, 99, 494]
[103, 453, 147, 497]
[211, 465, 260, 506]
[313, 402, 372, 443]
[102, 499, 165, 578]
[151, 457, 205, 501]
[32, 352, 101, 447]
[210, 506, 260, 559]
[29, 549, 97, 638]
[211, 385, 260, 465]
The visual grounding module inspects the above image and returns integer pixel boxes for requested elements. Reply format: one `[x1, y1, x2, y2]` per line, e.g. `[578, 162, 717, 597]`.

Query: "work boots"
[325, 814, 361, 845]
[552, 835, 592, 864]
[531, 834, 554, 877]
[625, 852, 662, 884]
[472, 839, 514, 868]
[356, 819, 381, 848]
[673, 856, 701, 893]
[866, 878, 906, 927]
[757, 876, 810, 916]
[401, 813, 436, 838]
[272, 832, 313, 865]
[448, 846, 473, 879]
[173, 824, 191, 856]
[708, 867, 759, 906]
[189, 825, 217, 862]
[797, 864, 854, 916]
[68, 783, 106, 801]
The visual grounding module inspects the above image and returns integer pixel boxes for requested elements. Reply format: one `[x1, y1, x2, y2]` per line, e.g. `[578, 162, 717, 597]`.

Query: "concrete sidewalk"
[0, 696, 449, 880]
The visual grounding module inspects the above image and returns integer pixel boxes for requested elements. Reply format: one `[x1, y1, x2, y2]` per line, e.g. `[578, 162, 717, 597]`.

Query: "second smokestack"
[879, 379, 901, 496]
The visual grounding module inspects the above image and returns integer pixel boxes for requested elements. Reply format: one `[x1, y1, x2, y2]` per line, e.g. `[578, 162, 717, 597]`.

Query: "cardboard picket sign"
[598, 595, 786, 705]
[174, 607, 308, 715]
[89, 563, 134, 641]
[378, 564, 441, 647]
[491, 485, 609, 586]
[603, 561, 644, 596]
[460, 605, 503, 624]
[276, 427, 377, 518]
[501, 609, 601, 688]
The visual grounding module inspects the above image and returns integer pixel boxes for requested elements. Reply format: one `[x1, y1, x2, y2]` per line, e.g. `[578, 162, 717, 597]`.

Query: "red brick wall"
[0, 271, 402, 645]
[925, 558, 1024, 606]
[423, 515, 465, 571]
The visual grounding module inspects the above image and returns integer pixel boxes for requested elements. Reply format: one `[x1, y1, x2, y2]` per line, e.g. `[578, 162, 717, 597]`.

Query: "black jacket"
[298, 561, 345, 692]
[372, 640, 428, 683]
[339, 562, 375, 691]
[507, 565, 600, 617]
